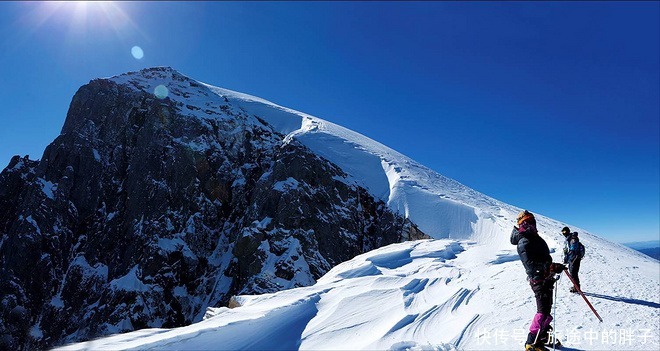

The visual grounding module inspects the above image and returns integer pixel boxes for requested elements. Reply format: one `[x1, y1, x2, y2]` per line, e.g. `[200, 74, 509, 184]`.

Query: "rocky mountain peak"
[108, 66, 193, 89]
[0, 68, 427, 350]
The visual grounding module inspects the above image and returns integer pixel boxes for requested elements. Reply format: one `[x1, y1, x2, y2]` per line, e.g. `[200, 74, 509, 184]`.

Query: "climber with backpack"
[562, 227, 585, 293]
[511, 210, 566, 351]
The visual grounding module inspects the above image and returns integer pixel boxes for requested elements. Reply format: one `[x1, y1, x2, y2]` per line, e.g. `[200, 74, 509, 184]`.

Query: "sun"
[57, 1, 131, 30]
[65, 1, 112, 11]
[24, 1, 140, 41]
[13, 1, 148, 62]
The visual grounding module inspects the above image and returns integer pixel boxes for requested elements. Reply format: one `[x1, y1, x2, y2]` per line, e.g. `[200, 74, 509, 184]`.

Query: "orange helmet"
[517, 210, 535, 226]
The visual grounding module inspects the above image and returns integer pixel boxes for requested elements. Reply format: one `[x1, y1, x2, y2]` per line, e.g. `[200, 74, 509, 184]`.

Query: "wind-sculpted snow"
[56, 240, 469, 351]
[58, 237, 659, 350]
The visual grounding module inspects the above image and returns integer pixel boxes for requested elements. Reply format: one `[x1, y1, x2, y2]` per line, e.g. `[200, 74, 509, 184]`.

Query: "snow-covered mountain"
[1, 67, 426, 350]
[1, 67, 657, 350]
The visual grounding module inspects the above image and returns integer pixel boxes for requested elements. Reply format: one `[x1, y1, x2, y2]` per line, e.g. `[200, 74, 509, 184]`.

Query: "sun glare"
[17, 0, 150, 62]
[25, 1, 142, 43]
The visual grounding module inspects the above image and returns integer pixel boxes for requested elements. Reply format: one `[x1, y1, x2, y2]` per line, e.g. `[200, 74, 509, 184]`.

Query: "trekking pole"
[564, 269, 603, 322]
[552, 275, 559, 351]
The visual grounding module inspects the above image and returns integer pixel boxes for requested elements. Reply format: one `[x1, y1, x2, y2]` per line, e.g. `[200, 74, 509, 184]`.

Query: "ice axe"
[564, 268, 603, 322]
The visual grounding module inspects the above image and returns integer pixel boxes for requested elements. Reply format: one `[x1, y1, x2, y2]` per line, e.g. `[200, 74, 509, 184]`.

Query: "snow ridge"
[106, 68, 516, 242]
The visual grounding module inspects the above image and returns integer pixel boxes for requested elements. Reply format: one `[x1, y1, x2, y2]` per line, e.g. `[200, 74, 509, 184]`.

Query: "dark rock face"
[0, 68, 427, 350]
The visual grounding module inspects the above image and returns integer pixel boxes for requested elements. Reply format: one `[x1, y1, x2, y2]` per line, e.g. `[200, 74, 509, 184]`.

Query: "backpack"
[568, 233, 586, 260]
[577, 241, 586, 259]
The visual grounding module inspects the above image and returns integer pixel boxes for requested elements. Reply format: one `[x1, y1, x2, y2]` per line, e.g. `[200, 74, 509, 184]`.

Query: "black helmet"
[561, 227, 570, 236]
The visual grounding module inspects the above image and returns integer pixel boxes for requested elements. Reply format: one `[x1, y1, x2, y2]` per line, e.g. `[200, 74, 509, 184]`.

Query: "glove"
[549, 263, 566, 273]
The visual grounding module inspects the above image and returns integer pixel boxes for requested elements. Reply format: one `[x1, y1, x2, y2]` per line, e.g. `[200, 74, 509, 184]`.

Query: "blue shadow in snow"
[367, 248, 413, 269]
[488, 252, 519, 265]
[583, 292, 660, 309]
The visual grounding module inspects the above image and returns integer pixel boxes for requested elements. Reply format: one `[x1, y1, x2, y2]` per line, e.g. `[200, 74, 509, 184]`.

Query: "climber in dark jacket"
[510, 210, 565, 351]
[562, 226, 583, 293]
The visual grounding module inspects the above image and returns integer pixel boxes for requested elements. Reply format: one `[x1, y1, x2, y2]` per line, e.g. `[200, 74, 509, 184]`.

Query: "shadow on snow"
[583, 292, 660, 309]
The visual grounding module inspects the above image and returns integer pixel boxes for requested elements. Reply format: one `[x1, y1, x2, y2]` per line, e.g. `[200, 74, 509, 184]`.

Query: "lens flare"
[131, 46, 143, 59]
[21, 2, 147, 55]
[154, 85, 168, 99]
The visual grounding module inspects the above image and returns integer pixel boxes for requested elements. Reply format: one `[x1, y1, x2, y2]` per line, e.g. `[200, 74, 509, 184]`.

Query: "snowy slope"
[55, 68, 659, 350]
[205, 84, 503, 241]
[56, 238, 658, 350]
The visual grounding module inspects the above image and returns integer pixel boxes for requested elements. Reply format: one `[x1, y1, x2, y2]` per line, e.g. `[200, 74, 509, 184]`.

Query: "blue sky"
[0, 1, 658, 243]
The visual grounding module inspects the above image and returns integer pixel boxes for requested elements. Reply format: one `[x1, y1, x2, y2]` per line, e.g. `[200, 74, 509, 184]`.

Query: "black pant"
[531, 278, 555, 314]
[569, 259, 581, 287]
[526, 278, 555, 345]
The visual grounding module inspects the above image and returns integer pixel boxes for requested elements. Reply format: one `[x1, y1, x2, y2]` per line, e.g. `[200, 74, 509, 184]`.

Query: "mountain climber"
[562, 227, 584, 293]
[510, 210, 566, 351]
